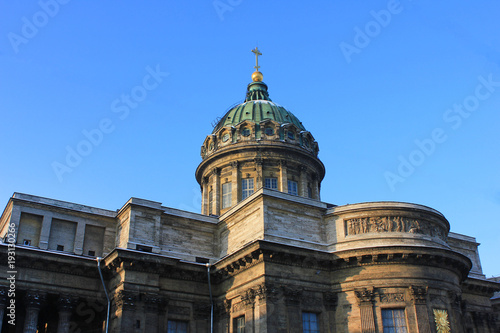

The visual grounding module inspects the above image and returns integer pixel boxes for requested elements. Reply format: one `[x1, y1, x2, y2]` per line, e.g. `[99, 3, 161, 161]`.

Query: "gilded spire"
[251, 47, 263, 82]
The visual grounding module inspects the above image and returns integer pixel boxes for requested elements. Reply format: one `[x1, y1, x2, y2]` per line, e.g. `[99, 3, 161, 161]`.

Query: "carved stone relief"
[344, 216, 446, 240]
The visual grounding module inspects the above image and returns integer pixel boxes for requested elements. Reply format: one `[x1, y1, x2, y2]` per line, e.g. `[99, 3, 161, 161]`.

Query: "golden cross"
[251, 47, 262, 71]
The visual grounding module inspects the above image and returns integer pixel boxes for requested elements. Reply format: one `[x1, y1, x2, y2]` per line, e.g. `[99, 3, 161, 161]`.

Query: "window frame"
[302, 312, 320, 333]
[222, 182, 232, 209]
[287, 180, 298, 196]
[264, 177, 278, 190]
[167, 319, 188, 333]
[234, 315, 245, 333]
[381, 308, 408, 333]
[241, 178, 254, 200]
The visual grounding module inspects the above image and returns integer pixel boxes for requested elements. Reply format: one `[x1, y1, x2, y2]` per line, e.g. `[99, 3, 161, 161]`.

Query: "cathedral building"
[0, 49, 498, 333]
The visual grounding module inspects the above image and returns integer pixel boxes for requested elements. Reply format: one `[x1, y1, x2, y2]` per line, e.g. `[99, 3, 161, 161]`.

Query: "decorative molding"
[323, 291, 337, 310]
[25, 290, 46, 309]
[255, 283, 278, 302]
[283, 287, 302, 306]
[355, 288, 375, 305]
[169, 306, 190, 316]
[379, 293, 404, 303]
[409, 285, 428, 305]
[193, 302, 211, 316]
[144, 294, 167, 312]
[344, 216, 446, 240]
[58, 294, 78, 311]
[241, 288, 256, 307]
[433, 309, 451, 333]
[114, 290, 138, 311]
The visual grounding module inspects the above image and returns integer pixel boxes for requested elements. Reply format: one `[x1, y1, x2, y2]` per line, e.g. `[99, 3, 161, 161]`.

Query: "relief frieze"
[344, 216, 446, 240]
[379, 293, 405, 303]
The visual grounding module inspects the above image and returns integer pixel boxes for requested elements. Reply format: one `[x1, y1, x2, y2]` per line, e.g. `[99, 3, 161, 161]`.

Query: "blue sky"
[1, 1, 499, 276]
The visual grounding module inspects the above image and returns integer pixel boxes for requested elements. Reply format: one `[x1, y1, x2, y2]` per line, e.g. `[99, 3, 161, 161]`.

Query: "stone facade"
[0, 70, 498, 332]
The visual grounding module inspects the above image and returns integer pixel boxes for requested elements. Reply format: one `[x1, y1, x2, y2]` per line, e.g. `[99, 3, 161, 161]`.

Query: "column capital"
[283, 287, 302, 306]
[114, 290, 138, 311]
[212, 167, 221, 176]
[58, 294, 78, 311]
[144, 294, 168, 312]
[323, 291, 338, 310]
[0, 288, 7, 306]
[230, 161, 239, 169]
[241, 288, 256, 307]
[409, 285, 428, 305]
[255, 283, 278, 302]
[25, 290, 46, 309]
[355, 287, 375, 305]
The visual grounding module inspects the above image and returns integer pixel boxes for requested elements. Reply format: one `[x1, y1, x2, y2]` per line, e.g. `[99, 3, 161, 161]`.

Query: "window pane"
[222, 183, 232, 208]
[167, 320, 188, 333]
[242, 178, 254, 200]
[288, 180, 298, 196]
[235, 316, 245, 333]
[382, 309, 407, 333]
[302, 312, 319, 333]
[265, 178, 277, 190]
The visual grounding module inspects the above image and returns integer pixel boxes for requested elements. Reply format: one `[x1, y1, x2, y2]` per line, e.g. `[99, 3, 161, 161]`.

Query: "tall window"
[288, 180, 298, 196]
[302, 312, 319, 333]
[264, 177, 278, 190]
[382, 309, 408, 333]
[167, 320, 188, 333]
[307, 185, 313, 198]
[222, 182, 232, 209]
[242, 178, 254, 200]
[234, 316, 245, 333]
[208, 190, 213, 215]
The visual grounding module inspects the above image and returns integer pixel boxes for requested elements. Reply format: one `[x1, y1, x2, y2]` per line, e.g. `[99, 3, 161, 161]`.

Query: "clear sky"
[1, 1, 499, 276]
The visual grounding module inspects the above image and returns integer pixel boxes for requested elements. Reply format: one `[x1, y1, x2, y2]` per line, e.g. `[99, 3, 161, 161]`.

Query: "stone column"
[23, 291, 46, 333]
[0, 288, 7, 331]
[113, 290, 138, 333]
[254, 283, 278, 333]
[193, 302, 211, 332]
[201, 177, 209, 215]
[323, 291, 338, 333]
[231, 161, 239, 206]
[312, 173, 320, 200]
[299, 166, 308, 197]
[279, 160, 288, 193]
[409, 286, 431, 333]
[57, 295, 77, 333]
[283, 287, 302, 332]
[216, 299, 231, 333]
[144, 294, 166, 333]
[255, 158, 263, 190]
[241, 288, 256, 333]
[355, 288, 376, 333]
[213, 168, 221, 215]
[39, 214, 53, 250]
[74, 221, 85, 255]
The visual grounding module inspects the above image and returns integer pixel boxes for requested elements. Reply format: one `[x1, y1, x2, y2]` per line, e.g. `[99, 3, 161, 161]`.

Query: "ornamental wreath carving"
[344, 216, 446, 240]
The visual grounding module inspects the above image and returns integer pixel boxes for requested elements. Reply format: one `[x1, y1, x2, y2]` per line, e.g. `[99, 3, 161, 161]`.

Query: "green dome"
[212, 81, 306, 134]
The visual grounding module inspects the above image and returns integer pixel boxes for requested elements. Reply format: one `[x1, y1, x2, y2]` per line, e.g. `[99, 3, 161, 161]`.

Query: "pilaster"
[279, 160, 288, 193]
[409, 285, 431, 333]
[231, 161, 239, 206]
[213, 168, 221, 215]
[355, 288, 376, 333]
[23, 291, 46, 333]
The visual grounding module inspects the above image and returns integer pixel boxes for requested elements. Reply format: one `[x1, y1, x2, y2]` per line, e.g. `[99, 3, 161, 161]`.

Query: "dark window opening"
[56, 245, 64, 251]
[136, 245, 153, 252]
[196, 257, 210, 264]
